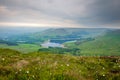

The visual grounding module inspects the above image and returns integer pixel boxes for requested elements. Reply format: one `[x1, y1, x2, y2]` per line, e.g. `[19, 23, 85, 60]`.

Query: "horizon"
[0, 26, 120, 29]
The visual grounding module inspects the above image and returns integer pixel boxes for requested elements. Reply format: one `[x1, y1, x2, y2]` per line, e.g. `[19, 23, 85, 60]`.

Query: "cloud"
[89, 0, 120, 23]
[0, 0, 120, 28]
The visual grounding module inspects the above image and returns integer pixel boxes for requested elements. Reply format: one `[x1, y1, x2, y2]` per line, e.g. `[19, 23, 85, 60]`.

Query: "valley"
[0, 27, 120, 80]
[0, 28, 120, 56]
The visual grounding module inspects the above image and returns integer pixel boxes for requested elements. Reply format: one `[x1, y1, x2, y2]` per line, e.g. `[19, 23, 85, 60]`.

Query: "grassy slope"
[0, 48, 120, 80]
[0, 44, 40, 53]
[31, 28, 107, 41]
[65, 30, 120, 56]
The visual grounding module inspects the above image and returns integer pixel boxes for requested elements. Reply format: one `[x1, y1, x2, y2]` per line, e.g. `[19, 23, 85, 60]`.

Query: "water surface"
[41, 41, 64, 48]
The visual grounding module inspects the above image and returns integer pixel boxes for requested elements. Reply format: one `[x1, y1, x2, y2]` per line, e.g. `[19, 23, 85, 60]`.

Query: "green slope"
[0, 44, 41, 53]
[0, 48, 120, 80]
[30, 28, 107, 42]
[65, 30, 120, 56]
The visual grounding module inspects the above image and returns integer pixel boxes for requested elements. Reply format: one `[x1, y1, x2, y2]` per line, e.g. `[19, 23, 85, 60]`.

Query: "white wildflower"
[103, 67, 105, 70]
[15, 72, 18, 74]
[19, 69, 22, 72]
[32, 75, 35, 78]
[66, 64, 69, 66]
[2, 58, 5, 61]
[26, 71, 29, 74]
[103, 74, 105, 76]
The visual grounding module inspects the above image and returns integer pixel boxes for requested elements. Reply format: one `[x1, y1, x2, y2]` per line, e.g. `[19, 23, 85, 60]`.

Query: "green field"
[0, 44, 40, 53]
[64, 30, 120, 56]
[0, 48, 120, 80]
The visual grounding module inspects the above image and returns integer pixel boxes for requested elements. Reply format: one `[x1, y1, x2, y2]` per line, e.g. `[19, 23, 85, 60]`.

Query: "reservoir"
[41, 40, 64, 48]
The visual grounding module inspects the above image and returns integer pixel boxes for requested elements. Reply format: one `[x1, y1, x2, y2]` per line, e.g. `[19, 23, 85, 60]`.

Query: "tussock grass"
[0, 48, 120, 80]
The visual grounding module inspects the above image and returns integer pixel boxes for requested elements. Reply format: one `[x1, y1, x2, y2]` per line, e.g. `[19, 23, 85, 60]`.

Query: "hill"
[0, 28, 108, 44]
[34, 28, 107, 38]
[0, 27, 47, 44]
[0, 39, 18, 46]
[30, 28, 107, 43]
[65, 29, 120, 56]
[0, 48, 120, 80]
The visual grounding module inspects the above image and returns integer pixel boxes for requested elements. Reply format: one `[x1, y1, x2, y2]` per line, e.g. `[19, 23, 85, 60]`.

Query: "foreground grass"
[0, 48, 120, 80]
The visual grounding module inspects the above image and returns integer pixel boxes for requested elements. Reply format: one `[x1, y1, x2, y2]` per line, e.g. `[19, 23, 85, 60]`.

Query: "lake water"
[41, 41, 64, 48]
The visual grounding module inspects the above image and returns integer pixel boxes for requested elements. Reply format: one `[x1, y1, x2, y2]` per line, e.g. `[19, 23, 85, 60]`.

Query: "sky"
[0, 0, 120, 28]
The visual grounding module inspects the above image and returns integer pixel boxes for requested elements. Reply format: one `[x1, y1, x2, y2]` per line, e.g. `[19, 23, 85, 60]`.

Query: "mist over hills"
[0, 27, 47, 38]
[0, 27, 109, 44]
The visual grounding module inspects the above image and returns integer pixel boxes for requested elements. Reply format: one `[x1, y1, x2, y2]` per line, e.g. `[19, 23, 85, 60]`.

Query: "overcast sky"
[0, 0, 120, 28]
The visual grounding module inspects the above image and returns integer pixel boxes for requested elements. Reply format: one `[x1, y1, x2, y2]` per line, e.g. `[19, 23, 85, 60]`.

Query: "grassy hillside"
[0, 39, 18, 46]
[0, 28, 108, 49]
[0, 48, 120, 80]
[30, 28, 107, 42]
[65, 30, 120, 56]
[0, 44, 40, 53]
